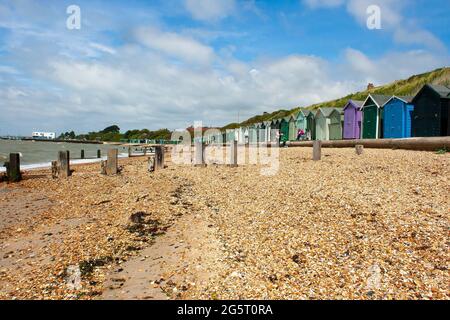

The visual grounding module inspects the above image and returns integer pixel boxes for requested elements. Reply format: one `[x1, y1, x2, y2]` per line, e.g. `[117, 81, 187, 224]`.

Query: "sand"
[0, 147, 448, 300]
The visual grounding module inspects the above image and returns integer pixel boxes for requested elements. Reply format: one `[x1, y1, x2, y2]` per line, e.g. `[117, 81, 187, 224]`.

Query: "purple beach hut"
[343, 99, 364, 139]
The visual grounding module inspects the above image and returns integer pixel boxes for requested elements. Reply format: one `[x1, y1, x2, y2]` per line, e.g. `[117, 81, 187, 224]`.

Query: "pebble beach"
[0, 147, 448, 300]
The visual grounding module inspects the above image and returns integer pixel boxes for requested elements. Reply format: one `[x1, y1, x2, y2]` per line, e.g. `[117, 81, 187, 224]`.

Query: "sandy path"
[101, 208, 222, 299]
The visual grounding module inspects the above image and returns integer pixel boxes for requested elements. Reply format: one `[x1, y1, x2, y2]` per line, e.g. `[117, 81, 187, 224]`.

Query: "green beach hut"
[306, 111, 316, 140]
[362, 94, 391, 139]
[290, 115, 300, 141]
[329, 108, 344, 140]
[315, 108, 337, 141]
[280, 117, 290, 142]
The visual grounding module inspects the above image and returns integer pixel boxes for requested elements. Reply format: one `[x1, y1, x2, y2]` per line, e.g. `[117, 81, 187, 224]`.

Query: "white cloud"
[342, 48, 448, 85]
[393, 27, 447, 53]
[0, 66, 19, 75]
[303, 0, 344, 9]
[184, 0, 236, 21]
[134, 27, 215, 65]
[303, 0, 446, 51]
[89, 42, 117, 55]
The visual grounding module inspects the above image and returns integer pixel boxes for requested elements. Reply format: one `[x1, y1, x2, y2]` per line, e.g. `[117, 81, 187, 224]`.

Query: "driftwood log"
[287, 137, 450, 152]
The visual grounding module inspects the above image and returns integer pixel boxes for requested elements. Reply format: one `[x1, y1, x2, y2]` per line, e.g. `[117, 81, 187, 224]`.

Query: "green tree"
[102, 125, 120, 133]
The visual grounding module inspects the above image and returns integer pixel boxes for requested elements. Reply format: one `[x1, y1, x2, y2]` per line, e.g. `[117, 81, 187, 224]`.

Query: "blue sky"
[0, 0, 449, 135]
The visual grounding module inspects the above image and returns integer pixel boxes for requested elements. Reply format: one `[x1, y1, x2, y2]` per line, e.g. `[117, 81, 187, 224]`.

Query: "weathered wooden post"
[228, 140, 238, 167]
[6, 153, 21, 182]
[194, 141, 206, 167]
[106, 149, 118, 175]
[154, 146, 164, 170]
[97, 150, 101, 159]
[143, 147, 147, 156]
[81, 149, 85, 159]
[58, 151, 71, 177]
[148, 156, 155, 172]
[128, 147, 132, 158]
[355, 145, 364, 155]
[313, 140, 322, 161]
[51, 161, 58, 179]
[100, 160, 107, 175]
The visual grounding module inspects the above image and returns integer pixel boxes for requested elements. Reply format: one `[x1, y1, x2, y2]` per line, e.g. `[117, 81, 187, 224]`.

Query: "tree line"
[58, 125, 172, 142]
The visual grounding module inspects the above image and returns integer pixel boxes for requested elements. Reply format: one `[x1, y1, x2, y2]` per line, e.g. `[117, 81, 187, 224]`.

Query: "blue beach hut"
[382, 96, 414, 139]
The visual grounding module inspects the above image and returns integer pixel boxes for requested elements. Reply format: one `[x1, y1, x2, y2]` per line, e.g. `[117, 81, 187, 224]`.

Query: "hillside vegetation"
[223, 67, 450, 129]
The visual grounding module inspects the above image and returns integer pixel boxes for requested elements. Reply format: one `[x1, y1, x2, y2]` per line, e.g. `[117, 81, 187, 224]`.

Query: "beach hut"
[361, 94, 391, 139]
[270, 119, 281, 142]
[382, 96, 414, 139]
[287, 115, 297, 141]
[412, 84, 450, 137]
[306, 111, 316, 140]
[293, 109, 311, 139]
[315, 108, 336, 141]
[343, 100, 364, 139]
[263, 121, 272, 142]
[280, 117, 290, 142]
[248, 124, 258, 143]
[329, 108, 344, 140]
[258, 122, 266, 143]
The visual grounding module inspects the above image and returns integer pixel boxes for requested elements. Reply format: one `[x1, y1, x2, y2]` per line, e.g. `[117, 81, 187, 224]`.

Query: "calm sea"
[0, 140, 132, 170]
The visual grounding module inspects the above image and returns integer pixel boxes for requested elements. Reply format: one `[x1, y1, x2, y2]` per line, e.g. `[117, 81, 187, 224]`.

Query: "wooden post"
[228, 140, 238, 167]
[100, 160, 107, 175]
[194, 141, 206, 167]
[154, 146, 164, 170]
[128, 147, 132, 158]
[355, 145, 364, 155]
[97, 150, 101, 159]
[143, 148, 147, 156]
[6, 153, 21, 182]
[106, 149, 118, 175]
[313, 140, 322, 161]
[58, 151, 71, 177]
[51, 161, 58, 179]
[81, 149, 85, 159]
[148, 156, 155, 172]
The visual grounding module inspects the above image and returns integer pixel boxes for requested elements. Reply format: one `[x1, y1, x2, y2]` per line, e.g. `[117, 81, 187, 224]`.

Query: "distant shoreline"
[21, 138, 104, 144]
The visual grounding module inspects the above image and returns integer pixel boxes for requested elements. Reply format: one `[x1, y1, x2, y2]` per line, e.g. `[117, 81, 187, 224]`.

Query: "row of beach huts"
[204, 84, 450, 144]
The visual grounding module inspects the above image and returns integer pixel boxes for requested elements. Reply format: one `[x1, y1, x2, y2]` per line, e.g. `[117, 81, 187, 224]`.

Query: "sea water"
[0, 140, 134, 172]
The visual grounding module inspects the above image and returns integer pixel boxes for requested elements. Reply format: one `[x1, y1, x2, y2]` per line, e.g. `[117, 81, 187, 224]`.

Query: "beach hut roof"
[363, 94, 392, 108]
[382, 95, 414, 107]
[412, 84, 450, 104]
[295, 108, 312, 117]
[426, 84, 450, 98]
[344, 100, 364, 111]
[284, 115, 295, 122]
[316, 107, 336, 117]
[271, 118, 281, 124]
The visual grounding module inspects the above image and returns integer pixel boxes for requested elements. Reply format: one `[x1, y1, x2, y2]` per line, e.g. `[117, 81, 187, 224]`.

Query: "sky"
[0, 0, 449, 135]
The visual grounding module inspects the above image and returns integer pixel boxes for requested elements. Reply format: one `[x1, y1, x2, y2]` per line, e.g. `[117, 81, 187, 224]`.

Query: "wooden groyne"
[286, 137, 450, 151]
